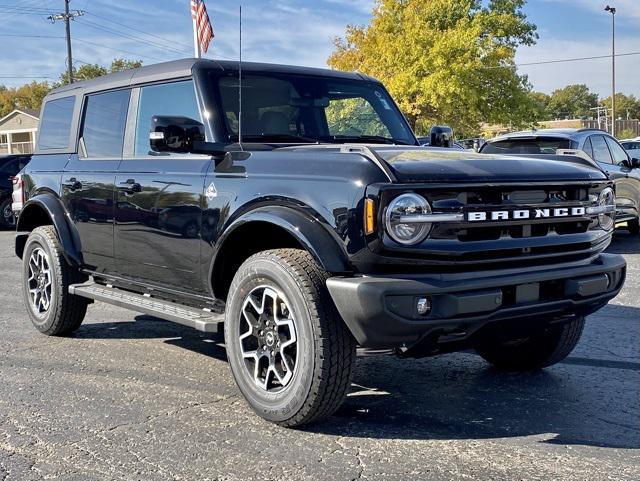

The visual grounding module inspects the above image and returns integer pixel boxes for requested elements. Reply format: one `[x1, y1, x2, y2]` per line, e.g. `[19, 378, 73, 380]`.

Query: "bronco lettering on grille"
[467, 206, 586, 222]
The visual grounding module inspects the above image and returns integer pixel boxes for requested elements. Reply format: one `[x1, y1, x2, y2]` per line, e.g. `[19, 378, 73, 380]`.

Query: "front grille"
[377, 182, 612, 271]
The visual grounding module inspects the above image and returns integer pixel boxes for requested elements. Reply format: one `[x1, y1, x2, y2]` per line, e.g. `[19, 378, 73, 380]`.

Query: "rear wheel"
[22, 226, 89, 336]
[476, 317, 585, 371]
[224, 248, 356, 427]
[627, 218, 639, 235]
[0, 198, 15, 229]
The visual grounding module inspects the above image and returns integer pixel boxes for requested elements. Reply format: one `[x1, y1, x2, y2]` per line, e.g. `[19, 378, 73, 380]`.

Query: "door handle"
[62, 178, 82, 191]
[118, 179, 142, 194]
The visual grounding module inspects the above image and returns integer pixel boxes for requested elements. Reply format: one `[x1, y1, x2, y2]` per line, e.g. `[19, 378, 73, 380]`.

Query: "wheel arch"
[15, 193, 82, 265]
[209, 206, 352, 301]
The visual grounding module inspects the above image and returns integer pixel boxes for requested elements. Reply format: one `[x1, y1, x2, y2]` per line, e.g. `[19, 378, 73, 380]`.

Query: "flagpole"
[192, 2, 201, 58]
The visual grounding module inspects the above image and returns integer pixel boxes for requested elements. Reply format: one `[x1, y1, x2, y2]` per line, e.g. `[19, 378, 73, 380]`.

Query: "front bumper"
[326, 253, 626, 348]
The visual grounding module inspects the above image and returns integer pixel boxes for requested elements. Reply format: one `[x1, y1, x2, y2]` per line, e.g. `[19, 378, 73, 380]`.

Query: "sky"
[0, 0, 638, 98]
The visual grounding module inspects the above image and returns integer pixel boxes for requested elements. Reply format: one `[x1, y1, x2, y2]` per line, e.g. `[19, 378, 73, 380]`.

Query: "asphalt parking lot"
[0, 229, 638, 481]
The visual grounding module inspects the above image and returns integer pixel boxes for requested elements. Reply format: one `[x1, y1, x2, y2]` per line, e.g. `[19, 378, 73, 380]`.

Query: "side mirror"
[150, 115, 231, 156]
[150, 116, 206, 153]
[631, 157, 640, 169]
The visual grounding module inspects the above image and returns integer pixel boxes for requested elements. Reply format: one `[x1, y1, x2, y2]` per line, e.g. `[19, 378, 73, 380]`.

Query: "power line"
[73, 38, 165, 61]
[0, 34, 164, 61]
[78, 17, 192, 57]
[0, 76, 55, 79]
[83, 10, 195, 54]
[517, 52, 640, 67]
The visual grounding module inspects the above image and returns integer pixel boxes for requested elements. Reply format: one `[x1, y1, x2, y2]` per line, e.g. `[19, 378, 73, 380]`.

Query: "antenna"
[238, 5, 243, 149]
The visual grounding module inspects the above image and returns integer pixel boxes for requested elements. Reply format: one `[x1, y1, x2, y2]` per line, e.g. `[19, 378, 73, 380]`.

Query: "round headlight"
[598, 187, 615, 231]
[385, 193, 431, 245]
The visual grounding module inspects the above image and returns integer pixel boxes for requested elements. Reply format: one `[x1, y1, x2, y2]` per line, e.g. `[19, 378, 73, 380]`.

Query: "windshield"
[482, 137, 574, 154]
[214, 72, 415, 145]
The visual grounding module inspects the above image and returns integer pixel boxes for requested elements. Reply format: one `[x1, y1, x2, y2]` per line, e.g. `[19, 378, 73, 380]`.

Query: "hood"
[374, 147, 607, 183]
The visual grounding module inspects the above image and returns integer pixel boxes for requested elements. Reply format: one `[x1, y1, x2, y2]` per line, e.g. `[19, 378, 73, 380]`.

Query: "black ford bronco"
[13, 59, 626, 427]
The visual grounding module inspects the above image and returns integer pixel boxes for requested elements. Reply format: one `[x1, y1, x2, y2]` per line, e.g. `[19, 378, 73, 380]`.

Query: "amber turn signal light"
[364, 198, 375, 235]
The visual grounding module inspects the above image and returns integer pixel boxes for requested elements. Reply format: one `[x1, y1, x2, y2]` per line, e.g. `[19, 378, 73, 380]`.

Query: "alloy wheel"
[27, 247, 53, 314]
[239, 285, 298, 392]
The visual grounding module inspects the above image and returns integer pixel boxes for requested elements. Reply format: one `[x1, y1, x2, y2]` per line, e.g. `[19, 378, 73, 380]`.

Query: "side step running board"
[69, 283, 224, 332]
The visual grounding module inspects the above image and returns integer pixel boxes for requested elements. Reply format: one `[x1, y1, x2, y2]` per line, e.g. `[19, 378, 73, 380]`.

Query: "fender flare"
[209, 205, 352, 291]
[15, 193, 83, 265]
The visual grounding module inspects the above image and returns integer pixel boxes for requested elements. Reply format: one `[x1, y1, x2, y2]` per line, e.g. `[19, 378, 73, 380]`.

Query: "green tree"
[600, 93, 640, 120]
[328, 0, 538, 133]
[57, 58, 143, 86]
[617, 128, 636, 140]
[547, 84, 598, 119]
[528, 91, 551, 121]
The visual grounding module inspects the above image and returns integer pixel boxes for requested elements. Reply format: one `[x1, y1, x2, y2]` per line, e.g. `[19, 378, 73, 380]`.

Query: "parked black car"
[481, 129, 640, 235]
[0, 155, 30, 228]
[13, 60, 626, 427]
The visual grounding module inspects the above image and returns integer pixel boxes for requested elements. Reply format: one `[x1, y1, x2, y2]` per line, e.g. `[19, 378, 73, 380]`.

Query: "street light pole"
[605, 5, 616, 137]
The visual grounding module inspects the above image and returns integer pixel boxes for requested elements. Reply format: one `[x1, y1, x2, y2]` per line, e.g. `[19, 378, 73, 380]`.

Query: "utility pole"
[605, 5, 616, 137]
[48, 1, 84, 84]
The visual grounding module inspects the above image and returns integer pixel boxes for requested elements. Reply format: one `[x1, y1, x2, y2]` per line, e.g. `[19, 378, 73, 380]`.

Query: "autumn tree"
[328, 0, 538, 134]
[547, 84, 598, 119]
[0, 81, 50, 118]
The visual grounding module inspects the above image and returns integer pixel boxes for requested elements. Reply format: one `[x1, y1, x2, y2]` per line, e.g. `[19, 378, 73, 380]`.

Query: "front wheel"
[224, 249, 356, 427]
[476, 317, 585, 371]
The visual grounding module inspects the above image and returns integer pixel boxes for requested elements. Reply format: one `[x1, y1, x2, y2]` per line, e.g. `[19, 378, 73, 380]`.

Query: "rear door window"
[590, 135, 613, 164]
[38, 96, 75, 150]
[80, 90, 130, 158]
[604, 136, 630, 165]
[133, 80, 201, 156]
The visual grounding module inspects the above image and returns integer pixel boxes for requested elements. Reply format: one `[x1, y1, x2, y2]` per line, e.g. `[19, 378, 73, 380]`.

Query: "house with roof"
[0, 108, 39, 155]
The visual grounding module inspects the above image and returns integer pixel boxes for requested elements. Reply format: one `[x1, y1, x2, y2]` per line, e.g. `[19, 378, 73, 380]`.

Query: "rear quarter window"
[38, 96, 76, 150]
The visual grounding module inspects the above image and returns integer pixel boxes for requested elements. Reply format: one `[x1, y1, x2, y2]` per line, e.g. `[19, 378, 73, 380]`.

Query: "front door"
[62, 89, 130, 272]
[604, 135, 640, 220]
[114, 80, 210, 293]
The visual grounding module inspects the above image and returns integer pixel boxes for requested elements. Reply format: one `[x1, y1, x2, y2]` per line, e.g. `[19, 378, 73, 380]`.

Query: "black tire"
[0, 198, 15, 229]
[628, 218, 640, 236]
[224, 248, 356, 427]
[22, 226, 88, 336]
[476, 317, 585, 371]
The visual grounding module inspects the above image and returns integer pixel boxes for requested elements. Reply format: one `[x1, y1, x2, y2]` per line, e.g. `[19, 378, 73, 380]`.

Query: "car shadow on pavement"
[73, 305, 640, 450]
[313, 305, 640, 450]
[73, 314, 228, 362]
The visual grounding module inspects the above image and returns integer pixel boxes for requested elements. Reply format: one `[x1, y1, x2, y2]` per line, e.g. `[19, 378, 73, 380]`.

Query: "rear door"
[62, 89, 130, 271]
[114, 80, 210, 293]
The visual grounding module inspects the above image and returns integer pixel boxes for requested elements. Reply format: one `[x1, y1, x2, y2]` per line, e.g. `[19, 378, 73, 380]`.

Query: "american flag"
[191, 0, 214, 54]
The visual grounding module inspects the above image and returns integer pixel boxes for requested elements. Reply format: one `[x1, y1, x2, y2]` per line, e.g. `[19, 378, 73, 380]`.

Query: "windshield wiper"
[327, 135, 411, 145]
[237, 134, 320, 144]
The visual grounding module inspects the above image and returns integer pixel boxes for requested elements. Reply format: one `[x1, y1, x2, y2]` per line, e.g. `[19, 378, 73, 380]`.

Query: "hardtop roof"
[48, 58, 376, 96]
[488, 128, 606, 142]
